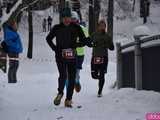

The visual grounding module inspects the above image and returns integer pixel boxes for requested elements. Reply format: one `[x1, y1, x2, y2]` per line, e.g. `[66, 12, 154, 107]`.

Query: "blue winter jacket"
[3, 25, 23, 54]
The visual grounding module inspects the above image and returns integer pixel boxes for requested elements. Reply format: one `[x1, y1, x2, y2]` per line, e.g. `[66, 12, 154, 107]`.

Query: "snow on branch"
[0, 0, 22, 27]
[0, 0, 40, 27]
[115, 0, 132, 12]
[15, 0, 40, 18]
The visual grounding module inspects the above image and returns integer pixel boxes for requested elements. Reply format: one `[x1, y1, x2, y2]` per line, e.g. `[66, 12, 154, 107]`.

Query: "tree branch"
[0, 0, 40, 27]
[0, 0, 22, 27]
[15, 0, 40, 18]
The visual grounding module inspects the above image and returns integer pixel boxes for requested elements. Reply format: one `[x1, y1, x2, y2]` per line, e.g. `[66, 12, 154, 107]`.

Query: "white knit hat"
[71, 11, 79, 21]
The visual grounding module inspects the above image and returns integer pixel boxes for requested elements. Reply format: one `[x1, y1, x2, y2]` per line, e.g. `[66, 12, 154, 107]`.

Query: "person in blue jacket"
[1, 19, 23, 83]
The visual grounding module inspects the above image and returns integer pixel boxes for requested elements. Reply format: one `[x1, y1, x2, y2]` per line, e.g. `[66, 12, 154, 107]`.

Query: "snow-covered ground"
[1, 2, 160, 120]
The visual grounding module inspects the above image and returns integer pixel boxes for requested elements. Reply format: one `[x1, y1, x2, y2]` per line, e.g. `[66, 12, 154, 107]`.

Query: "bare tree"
[132, 0, 136, 12]
[59, 0, 65, 22]
[89, 0, 101, 35]
[107, 0, 114, 41]
[27, 5, 33, 59]
[0, 0, 23, 27]
[94, 0, 101, 30]
[89, 0, 94, 35]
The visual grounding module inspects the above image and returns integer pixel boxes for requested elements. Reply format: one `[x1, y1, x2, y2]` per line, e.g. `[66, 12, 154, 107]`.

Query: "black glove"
[1, 41, 8, 52]
[85, 37, 93, 47]
[109, 42, 114, 51]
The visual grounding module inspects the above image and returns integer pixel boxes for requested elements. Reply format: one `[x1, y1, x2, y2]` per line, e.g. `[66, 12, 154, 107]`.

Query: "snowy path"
[0, 31, 160, 120]
[0, 59, 117, 120]
[0, 64, 160, 120]
[1, 5, 160, 118]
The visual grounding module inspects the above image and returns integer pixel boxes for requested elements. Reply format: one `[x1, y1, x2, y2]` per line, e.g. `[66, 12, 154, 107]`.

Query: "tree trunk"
[27, 6, 33, 59]
[0, 0, 23, 27]
[107, 0, 114, 41]
[0, 0, 2, 18]
[89, 0, 94, 35]
[132, 0, 136, 12]
[94, 0, 101, 30]
[59, 0, 65, 23]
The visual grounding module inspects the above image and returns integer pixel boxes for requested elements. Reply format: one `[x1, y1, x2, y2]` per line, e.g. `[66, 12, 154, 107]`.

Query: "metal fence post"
[134, 36, 142, 90]
[116, 43, 122, 89]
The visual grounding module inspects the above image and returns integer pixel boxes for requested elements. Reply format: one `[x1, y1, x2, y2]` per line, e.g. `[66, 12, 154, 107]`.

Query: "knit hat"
[62, 7, 72, 18]
[71, 11, 79, 21]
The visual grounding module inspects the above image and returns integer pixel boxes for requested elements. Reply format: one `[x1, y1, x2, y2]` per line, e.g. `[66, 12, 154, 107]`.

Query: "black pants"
[8, 54, 19, 83]
[48, 23, 52, 31]
[56, 57, 76, 100]
[76, 55, 84, 69]
[91, 56, 108, 94]
[43, 25, 46, 32]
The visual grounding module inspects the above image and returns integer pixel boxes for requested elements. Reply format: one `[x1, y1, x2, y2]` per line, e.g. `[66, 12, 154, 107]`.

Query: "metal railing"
[116, 34, 160, 90]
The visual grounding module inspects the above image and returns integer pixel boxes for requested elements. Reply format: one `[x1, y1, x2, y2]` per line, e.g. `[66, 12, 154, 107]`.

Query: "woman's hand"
[109, 42, 115, 50]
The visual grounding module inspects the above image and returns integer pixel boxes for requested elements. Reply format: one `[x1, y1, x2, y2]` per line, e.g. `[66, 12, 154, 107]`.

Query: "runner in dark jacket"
[46, 8, 87, 107]
[90, 20, 114, 97]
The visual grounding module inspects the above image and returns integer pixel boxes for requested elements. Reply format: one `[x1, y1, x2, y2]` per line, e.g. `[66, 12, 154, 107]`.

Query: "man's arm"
[46, 26, 57, 51]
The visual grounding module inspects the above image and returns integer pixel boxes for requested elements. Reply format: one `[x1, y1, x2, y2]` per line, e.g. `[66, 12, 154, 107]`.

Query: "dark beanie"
[62, 7, 71, 18]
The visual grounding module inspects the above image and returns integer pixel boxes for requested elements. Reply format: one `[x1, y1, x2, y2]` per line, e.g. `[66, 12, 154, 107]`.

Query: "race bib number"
[93, 57, 104, 64]
[62, 49, 75, 59]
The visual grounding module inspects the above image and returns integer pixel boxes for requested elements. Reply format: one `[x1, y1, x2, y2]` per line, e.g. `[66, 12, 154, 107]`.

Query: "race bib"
[93, 57, 104, 64]
[62, 49, 75, 59]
